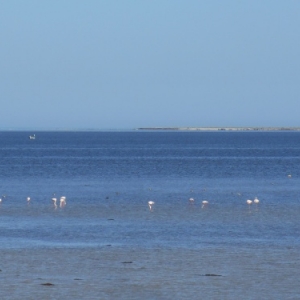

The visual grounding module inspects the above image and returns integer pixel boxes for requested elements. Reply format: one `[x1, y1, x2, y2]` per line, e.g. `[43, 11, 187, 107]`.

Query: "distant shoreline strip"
[137, 127, 300, 131]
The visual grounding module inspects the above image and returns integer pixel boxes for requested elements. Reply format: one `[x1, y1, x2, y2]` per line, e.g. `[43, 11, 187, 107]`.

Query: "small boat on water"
[29, 134, 36, 140]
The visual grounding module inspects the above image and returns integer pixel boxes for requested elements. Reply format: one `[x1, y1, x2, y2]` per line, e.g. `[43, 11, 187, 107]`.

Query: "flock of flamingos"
[147, 174, 292, 211]
[0, 195, 259, 212]
[1, 176, 294, 213]
[147, 197, 259, 211]
[0, 195, 67, 209]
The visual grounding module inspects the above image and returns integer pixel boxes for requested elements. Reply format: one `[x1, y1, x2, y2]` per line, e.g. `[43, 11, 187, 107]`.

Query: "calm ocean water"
[1, 131, 300, 299]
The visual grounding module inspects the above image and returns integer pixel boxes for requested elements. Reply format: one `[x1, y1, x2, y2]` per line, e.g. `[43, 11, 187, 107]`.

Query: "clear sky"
[1, 1, 299, 130]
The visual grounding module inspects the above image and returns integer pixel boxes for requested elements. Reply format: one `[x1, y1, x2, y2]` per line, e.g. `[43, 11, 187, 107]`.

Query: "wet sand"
[1, 245, 299, 299]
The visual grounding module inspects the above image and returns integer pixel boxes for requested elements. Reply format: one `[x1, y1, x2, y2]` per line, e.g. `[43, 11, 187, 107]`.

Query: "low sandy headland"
[137, 127, 300, 131]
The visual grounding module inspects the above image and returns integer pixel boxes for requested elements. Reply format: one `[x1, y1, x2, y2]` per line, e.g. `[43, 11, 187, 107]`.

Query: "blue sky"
[1, 1, 299, 130]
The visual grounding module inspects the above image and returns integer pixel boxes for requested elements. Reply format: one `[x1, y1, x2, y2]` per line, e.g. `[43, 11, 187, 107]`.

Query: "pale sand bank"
[137, 127, 300, 131]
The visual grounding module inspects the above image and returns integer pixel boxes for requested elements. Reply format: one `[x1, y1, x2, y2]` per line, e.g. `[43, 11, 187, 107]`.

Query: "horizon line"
[1, 126, 300, 132]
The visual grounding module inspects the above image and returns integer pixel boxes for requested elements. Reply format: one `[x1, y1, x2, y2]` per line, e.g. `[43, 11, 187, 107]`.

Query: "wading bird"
[52, 197, 57, 209]
[202, 200, 209, 208]
[60, 196, 66, 208]
[254, 197, 259, 207]
[148, 201, 155, 211]
[246, 199, 252, 209]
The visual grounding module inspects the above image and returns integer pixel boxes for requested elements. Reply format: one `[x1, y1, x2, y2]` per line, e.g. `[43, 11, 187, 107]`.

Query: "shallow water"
[1, 246, 300, 299]
[1, 131, 300, 299]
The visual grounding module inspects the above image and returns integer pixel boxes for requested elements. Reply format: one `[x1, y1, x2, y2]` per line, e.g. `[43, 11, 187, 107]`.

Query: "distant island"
[137, 127, 300, 131]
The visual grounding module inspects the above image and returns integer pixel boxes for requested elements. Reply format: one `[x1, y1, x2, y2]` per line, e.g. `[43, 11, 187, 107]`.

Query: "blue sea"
[0, 131, 300, 299]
